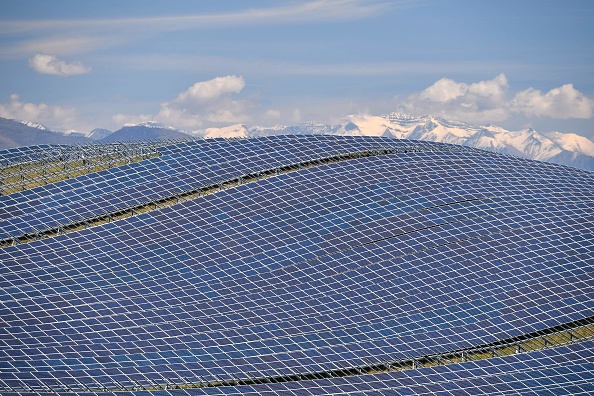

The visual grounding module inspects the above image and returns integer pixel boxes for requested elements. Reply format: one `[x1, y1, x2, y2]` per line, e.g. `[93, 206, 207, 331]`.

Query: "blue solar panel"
[1, 136, 474, 242]
[0, 144, 71, 167]
[1, 342, 590, 395]
[0, 136, 593, 394]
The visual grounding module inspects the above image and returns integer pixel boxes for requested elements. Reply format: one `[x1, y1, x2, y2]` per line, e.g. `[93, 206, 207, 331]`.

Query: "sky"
[0, 0, 593, 138]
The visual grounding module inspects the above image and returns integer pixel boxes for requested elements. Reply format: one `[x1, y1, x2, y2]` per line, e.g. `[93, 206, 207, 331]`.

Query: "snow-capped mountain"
[123, 121, 177, 130]
[0, 117, 92, 149]
[202, 113, 594, 171]
[546, 131, 594, 157]
[4, 114, 593, 171]
[9, 119, 112, 140]
[202, 124, 249, 139]
[14, 119, 48, 131]
[100, 124, 193, 142]
[87, 128, 113, 140]
[59, 128, 113, 140]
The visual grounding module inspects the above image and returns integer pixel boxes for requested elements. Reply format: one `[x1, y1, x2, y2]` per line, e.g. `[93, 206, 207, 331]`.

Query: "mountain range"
[1, 114, 593, 171]
[0, 118, 93, 148]
[194, 113, 594, 171]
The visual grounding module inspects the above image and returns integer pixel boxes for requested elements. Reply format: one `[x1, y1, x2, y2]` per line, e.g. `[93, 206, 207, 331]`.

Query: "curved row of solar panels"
[0, 135, 593, 395]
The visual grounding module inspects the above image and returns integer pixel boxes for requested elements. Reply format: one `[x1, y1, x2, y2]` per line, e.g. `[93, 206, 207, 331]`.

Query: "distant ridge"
[2, 114, 594, 171]
[99, 125, 195, 142]
[205, 113, 594, 171]
[0, 117, 92, 150]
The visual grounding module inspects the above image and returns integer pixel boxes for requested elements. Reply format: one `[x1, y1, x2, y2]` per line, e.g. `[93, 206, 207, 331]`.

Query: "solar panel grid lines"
[0, 143, 132, 169]
[0, 223, 584, 312]
[0, 138, 262, 206]
[0, 136, 490, 207]
[1, 339, 593, 394]
[0, 137, 467, 245]
[1, 197, 588, 328]
[0, 141, 185, 196]
[2, 210, 588, 380]
[0, 144, 64, 163]
[1, 136, 593, 393]
[1, 176, 588, 310]
[0, 152, 490, 262]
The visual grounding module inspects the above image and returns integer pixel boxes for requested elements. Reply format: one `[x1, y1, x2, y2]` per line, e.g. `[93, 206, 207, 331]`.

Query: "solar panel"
[0, 136, 484, 243]
[0, 136, 593, 394]
[0, 341, 591, 395]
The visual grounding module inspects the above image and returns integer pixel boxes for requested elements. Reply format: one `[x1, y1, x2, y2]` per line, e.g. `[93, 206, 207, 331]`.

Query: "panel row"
[1, 136, 593, 392]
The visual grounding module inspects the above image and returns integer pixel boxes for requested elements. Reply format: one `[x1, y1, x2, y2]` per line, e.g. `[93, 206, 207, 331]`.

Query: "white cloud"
[399, 74, 510, 122]
[418, 78, 468, 102]
[262, 109, 281, 120]
[0, 94, 78, 130]
[132, 75, 252, 129]
[0, 36, 108, 57]
[511, 84, 594, 119]
[291, 108, 303, 123]
[398, 74, 594, 123]
[0, 1, 391, 34]
[29, 53, 91, 76]
[174, 75, 245, 103]
[1, 1, 395, 58]
[26, 37, 106, 56]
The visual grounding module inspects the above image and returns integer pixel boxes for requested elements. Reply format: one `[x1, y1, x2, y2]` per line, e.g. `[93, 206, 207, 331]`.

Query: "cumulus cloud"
[398, 74, 594, 123]
[399, 74, 510, 122]
[291, 108, 302, 123]
[0, 94, 77, 130]
[262, 109, 281, 120]
[174, 75, 245, 103]
[156, 75, 250, 129]
[511, 84, 594, 119]
[29, 53, 91, 76]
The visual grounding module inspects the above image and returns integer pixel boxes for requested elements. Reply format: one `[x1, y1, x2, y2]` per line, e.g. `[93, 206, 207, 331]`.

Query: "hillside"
[99, 124, 195, 142]
[0, 117, 93, 149]
[3, 113, 594, 171]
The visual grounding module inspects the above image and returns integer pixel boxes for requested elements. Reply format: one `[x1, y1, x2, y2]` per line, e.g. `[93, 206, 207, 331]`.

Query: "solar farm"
[0, 135, 593, 395]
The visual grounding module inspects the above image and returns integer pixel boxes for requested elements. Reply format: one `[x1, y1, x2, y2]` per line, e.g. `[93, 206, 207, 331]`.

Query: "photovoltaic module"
[0, 135, 593, 395]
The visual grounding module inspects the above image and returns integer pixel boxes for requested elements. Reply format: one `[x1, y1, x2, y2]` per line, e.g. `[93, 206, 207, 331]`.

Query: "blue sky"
[0, 0, 593, 137]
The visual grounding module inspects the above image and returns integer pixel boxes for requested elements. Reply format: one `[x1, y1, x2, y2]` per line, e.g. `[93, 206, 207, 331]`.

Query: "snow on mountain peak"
[123, 121, 176, 130]
[203, 124, 249, 139]
[251, 124, 289, 132]
[15, 119, 47, 130]
[546, 131, 594, 157]
[341, 115, 383, 136]
[8, 112, 591, 170]
[386, 112, 428, 123]
[339, 113, 593, 167]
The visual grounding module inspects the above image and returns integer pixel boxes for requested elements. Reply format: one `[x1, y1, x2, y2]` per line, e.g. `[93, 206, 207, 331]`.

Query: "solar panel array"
[0, 141, 181, 197]
[3, 341, 592, 395]
[0, 140, 186, 168]
[0, 145, 68, 167]
[0, 135, 593, 395]
[0, 136, 478, 243]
